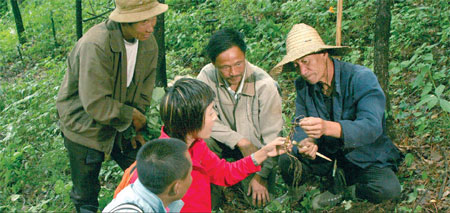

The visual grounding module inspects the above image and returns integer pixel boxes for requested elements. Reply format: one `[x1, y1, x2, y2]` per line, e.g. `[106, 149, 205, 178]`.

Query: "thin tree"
[76, 0, 83, 40]
[10, 0, 25, 44]
[374, 0, 393, 138]
[154, 0, 167, 88]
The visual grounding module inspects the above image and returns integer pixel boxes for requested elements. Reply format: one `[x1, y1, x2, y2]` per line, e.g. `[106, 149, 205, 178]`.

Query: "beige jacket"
[56, 20, 158, 154]
[197, 61, 283, 178]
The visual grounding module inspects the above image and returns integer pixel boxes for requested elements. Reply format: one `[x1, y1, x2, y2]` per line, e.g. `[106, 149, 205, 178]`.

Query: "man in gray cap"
[56, 0, 167, 212]
[272, 23, 401, 209]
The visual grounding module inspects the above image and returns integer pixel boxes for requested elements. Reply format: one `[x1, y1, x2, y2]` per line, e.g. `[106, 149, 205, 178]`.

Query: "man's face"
[214, 46, 246, 89]
[126, 16, 157, 41]
[294, 52, 329, 85]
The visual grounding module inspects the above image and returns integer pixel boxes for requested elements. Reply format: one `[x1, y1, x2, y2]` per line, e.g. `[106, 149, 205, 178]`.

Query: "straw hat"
[270, 23, 350, 77]
[109, 0, 168, 23]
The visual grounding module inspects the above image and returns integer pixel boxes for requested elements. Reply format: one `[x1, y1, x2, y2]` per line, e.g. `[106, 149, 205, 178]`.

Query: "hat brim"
[269, 45, 350, 77]
[109, 3, 168, 23]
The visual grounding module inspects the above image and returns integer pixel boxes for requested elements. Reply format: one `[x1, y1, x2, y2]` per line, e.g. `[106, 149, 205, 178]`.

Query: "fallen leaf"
[442, 190, 450, 200]
[429, 150, 442, 162]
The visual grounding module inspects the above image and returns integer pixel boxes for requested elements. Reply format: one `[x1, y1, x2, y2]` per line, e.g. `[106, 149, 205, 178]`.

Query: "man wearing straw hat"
[56, 0, 167, 212]
[197, 29, 283, 208]
[272, 23, 401, 209]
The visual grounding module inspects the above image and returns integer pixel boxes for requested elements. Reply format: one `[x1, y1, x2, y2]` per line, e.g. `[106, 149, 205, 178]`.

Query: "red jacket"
[114, 127, 261, 212]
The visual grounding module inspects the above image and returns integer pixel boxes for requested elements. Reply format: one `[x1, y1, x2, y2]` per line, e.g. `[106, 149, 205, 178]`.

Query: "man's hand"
[237, 138, 258, 157]
[247, 174, 269, 207]
[297, 138, 318, 159]
[132, 108, 146, 131]
[131, 108, 147, 149]
[299, 117, 326, 139]
[131, 132, 146, 149]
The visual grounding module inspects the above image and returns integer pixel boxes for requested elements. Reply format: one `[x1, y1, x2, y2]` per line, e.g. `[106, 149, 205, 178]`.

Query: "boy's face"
[176, 151, 193, 199]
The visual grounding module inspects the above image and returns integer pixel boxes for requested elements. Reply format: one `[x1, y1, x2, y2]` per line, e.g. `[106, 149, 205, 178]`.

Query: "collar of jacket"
[215, 60, 256, 97]
[106, 19, 125, 53]
[332, 58, 343, 97]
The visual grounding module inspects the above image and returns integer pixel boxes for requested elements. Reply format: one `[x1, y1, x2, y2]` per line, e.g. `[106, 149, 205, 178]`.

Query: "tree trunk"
[154, 1, 167, 88]
[0, 0, 8, 17]
[76, 0, 83, 40]
[10, 0, 25, 44]
[374, 0, 393, 138]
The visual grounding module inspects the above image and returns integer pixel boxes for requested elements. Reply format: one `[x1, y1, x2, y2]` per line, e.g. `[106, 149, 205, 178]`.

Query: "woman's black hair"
[160, 78, 215, 141]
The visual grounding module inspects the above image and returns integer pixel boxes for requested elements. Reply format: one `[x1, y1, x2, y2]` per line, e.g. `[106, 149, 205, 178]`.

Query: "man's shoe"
[311, 190, 343, 210]
[274, 185, 307, 204]
[264, 185, 306, 211]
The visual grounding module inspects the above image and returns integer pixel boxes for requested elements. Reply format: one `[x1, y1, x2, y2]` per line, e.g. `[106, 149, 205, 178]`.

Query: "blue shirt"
[293, 58, 401, 169]
[103, 179, 184, 212]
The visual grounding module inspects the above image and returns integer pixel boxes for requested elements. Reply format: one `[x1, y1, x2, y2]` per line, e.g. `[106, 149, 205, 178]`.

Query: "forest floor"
[215, 129, 449, 212]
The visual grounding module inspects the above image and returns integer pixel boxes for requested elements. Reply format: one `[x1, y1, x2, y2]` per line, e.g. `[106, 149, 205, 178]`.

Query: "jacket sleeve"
[77, 42, 133, 132]
[200, 143, 261, 186]
[255, 79, 283, 178]
[197, 68, 245, 149]
[338, 70, 385, 149]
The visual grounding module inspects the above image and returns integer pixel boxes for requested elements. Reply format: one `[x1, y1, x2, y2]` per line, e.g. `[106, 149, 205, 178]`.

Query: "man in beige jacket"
[197, 29, 283, 208]
[56, 0, 167, 212]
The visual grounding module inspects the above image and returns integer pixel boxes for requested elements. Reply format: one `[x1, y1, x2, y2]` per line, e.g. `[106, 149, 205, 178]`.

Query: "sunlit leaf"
[343, 200, 352, 210]
[435, 85, 445, 97]
[10, 194, 20, 202]
[440, 99, 450, 113]
[427, 95, 438, 109]
[423, 53, 433, 62]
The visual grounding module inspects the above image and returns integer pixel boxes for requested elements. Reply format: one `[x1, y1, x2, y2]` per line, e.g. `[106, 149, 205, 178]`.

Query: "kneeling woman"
[113, 78, 288, 212]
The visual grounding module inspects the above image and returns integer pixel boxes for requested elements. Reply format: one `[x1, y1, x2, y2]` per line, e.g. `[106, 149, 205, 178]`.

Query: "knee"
[357, 178, 401, 203]
[278, 154, 292, 172]
[379, 180, 401, 201]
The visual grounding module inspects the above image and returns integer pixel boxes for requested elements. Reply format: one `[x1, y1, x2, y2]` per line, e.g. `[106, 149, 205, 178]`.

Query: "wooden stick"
[316, 152, 333, 162]
[336, 0, 343, 46]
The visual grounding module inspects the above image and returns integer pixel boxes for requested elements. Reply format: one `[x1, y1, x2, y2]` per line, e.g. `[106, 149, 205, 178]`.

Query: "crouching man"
[103, 138, 192, 212]
[272, 23, 402, 209]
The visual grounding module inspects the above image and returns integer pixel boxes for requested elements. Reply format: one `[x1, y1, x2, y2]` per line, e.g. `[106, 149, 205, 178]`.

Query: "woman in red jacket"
[113, 78, 288, 212]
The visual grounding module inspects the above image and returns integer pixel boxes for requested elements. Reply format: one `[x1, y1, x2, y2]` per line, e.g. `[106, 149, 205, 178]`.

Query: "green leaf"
[440, 99, 450, 112]
[427, 95, 438, 109]
[435, 85, 445, 97]
[416, 94, 433, 108]
[405, 153, 414, 167]
[407, 190, 418, 203]
[423, 53, 433, 62]
[421, 171, 428, 180]
[54, 180, 65, 194]
[152, 87, 166, 103]
[412, 71, 425, 88]
[420, 83, 432, 97]
[343, 200, 352, 210]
